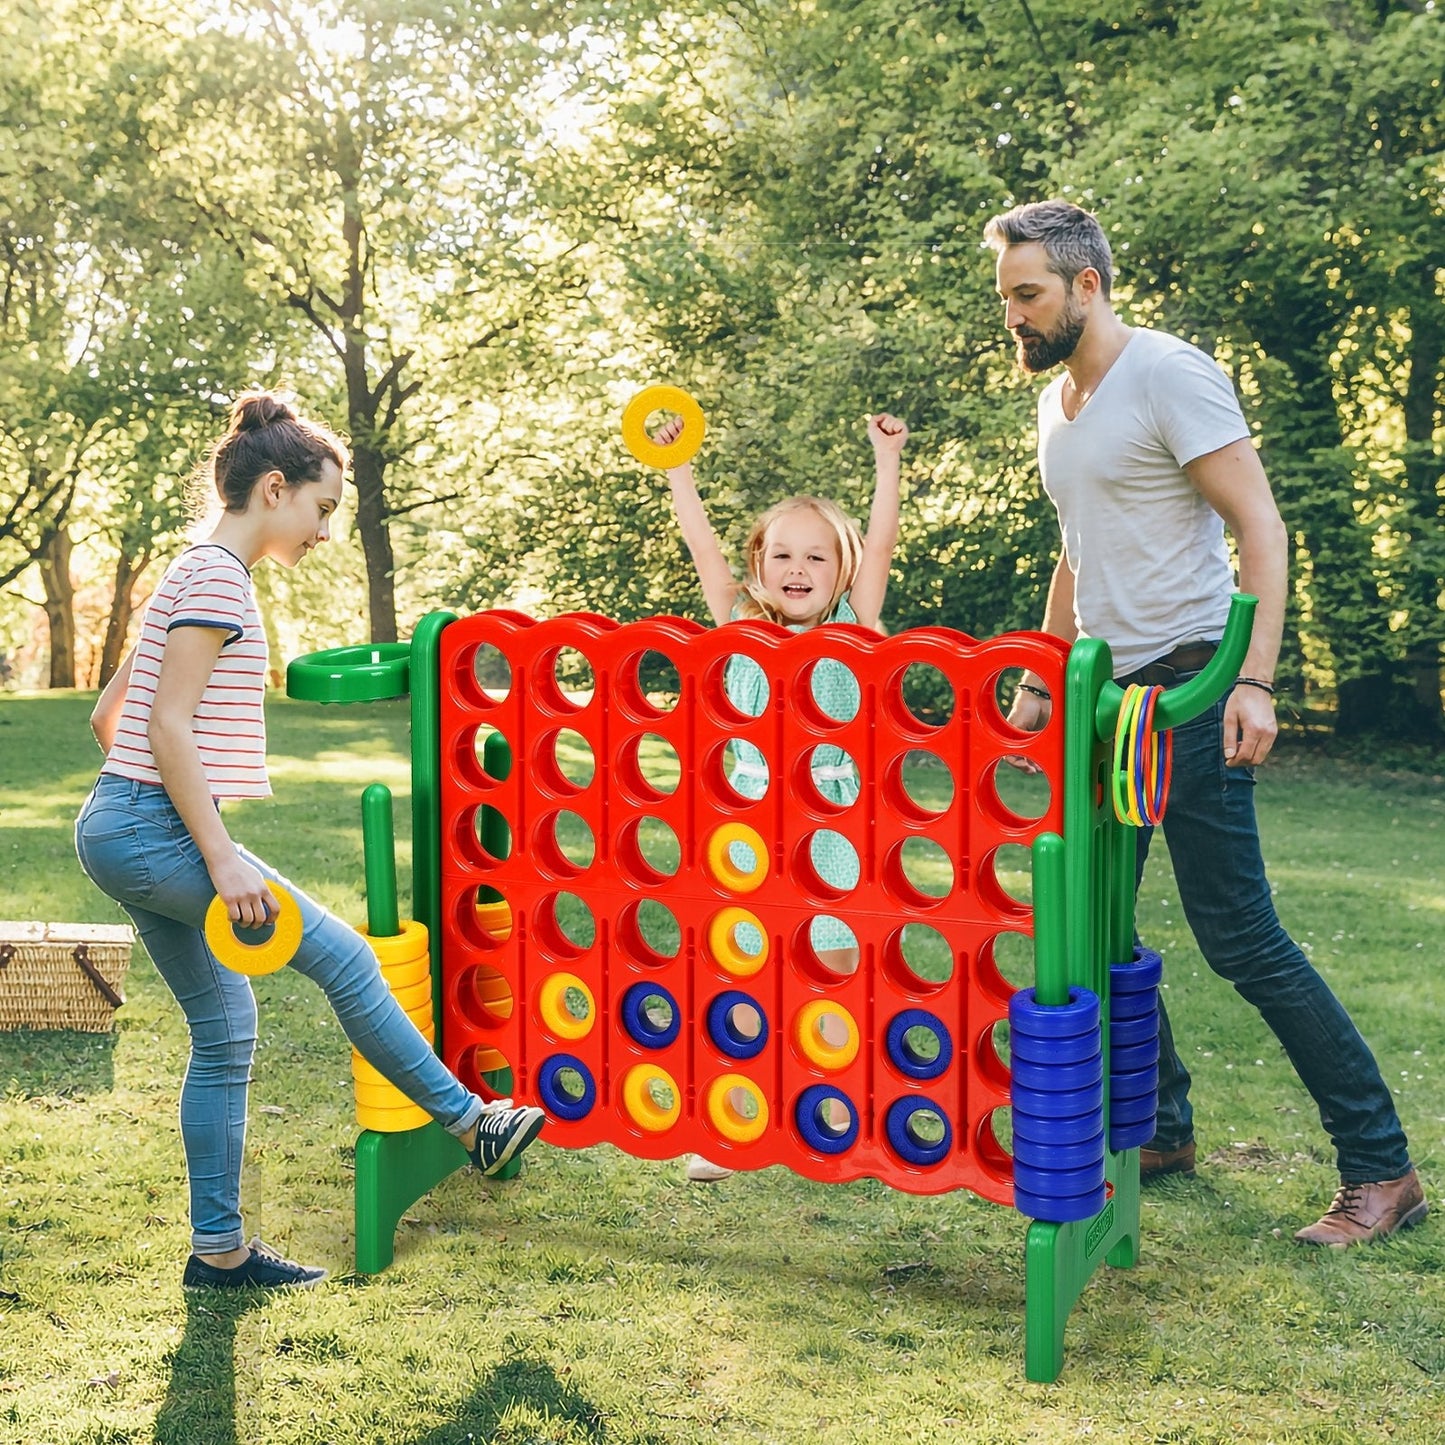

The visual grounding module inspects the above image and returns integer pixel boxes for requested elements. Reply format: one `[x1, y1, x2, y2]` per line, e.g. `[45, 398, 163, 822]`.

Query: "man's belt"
[1134, 640, 1219, 685]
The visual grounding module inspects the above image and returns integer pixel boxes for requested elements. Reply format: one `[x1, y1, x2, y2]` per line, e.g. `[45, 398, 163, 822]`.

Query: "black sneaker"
[182, 1237, 327, 1291]
[467, 1099, 546, 1176]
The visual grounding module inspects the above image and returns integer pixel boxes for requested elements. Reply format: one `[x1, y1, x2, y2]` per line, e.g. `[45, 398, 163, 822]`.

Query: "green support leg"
[355, 1122, 469, 1274]
[1024, 1153, 1141, 1381]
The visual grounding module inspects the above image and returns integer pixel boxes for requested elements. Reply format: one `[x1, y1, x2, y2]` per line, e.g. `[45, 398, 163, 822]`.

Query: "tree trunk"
[98, 549, 147, 687]
[349, 438, 398, 644]
[39, 527, 77, 689]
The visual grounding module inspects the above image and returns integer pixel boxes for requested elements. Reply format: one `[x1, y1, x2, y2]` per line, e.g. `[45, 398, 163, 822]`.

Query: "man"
[985, 198, 1425, 1246]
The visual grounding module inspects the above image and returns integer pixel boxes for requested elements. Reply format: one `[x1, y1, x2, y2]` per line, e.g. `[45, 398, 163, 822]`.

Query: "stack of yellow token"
[353, 919, 434, 1132]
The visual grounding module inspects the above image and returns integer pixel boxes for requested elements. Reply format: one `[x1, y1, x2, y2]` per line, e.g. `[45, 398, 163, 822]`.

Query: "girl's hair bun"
[230, 391, 297, 433]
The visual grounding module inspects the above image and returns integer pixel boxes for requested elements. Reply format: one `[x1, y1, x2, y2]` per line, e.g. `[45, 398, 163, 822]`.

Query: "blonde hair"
[737, 495, 865, 624]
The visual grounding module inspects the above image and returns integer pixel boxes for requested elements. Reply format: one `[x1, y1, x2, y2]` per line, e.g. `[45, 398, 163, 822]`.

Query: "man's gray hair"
[983, 200, 1114, 298]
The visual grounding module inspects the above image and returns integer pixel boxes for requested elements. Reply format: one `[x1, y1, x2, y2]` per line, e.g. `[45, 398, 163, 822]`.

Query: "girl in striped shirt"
[78, 392, 544, 1291]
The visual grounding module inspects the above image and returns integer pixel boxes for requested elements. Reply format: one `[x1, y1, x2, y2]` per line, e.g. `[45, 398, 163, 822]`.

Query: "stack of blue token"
[1109, 947, 1163, 1150]
[1007, 986, 1107, 1222]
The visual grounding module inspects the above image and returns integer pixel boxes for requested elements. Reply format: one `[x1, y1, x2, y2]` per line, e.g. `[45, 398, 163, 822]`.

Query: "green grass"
[1, 690, 1442, 1444]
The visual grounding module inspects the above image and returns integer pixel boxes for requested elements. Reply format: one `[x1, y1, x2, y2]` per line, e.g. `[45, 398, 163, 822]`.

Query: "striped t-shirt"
[103, 544, 271, 799]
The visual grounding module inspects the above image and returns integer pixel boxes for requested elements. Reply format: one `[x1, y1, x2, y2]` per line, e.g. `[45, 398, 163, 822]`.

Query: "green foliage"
[0, 0, 1439, 730]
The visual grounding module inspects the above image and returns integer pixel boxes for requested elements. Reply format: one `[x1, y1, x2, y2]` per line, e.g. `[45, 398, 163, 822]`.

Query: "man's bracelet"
[1017, 682, 1051, 700]
[1234, 677, 1275, 695]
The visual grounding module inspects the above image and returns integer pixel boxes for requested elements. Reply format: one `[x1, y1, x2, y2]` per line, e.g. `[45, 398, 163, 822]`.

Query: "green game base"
[1024, 1148, 1142, 1381]
[354, 1122, 522, 1274]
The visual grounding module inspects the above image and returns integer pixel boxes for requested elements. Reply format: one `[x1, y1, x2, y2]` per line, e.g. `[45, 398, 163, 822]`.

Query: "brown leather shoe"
[1139, 1141, 1196, 1181]
[1294, 1168, 1428, 1247]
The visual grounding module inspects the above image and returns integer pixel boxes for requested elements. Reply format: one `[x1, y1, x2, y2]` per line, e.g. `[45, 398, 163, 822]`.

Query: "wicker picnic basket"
[0, 921, 134, 1032]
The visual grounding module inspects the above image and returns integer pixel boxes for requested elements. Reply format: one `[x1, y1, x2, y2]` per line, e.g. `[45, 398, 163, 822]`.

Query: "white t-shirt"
[103, 544, 272, 799]
[1037, 328, 1251, 676]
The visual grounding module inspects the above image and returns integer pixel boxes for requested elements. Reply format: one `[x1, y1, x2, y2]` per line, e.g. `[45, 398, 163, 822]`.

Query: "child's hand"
[654, 414, 686, 448]
[868, 413, 909, 456]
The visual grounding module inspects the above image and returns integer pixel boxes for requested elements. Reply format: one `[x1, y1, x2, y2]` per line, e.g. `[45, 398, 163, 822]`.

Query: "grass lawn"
[0, 689, 1441, 1445]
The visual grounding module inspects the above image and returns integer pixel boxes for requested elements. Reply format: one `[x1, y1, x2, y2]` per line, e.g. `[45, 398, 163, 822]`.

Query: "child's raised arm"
[848, 413, 908, 631]
[660, 417, 740, 626]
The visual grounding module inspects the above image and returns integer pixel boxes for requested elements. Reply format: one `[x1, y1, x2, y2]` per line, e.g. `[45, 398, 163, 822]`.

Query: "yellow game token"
[204, 885, 303, 976]
[620, 385, 707, 470]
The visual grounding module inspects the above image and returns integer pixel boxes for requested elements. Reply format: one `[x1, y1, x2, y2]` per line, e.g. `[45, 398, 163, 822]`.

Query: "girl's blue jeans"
[75, 773, 484, 1255]
[1131, 684, 1411, 1184]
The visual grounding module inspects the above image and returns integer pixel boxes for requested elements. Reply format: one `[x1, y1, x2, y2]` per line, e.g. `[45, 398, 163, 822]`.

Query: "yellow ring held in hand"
[620, 385, 707, 470]
[204, 884, 303, 976]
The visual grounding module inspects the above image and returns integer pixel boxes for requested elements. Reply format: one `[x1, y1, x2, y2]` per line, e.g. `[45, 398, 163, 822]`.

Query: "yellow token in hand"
[204, 884, 304, 976]
[620, 385, 706, 469]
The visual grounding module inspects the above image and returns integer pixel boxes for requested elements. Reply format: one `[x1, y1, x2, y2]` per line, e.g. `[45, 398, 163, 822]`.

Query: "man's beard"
[1015, 298, 1086, 373]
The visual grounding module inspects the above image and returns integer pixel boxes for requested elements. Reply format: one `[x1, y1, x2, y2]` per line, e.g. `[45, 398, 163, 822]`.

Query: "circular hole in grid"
[991, 1018, 1012, 1069]
[986, 757, 1051, 824]
[619, 899, 681, 965]
[471, 723, 511, 784]
[795, 828, 861, 902]
[797, 745, 858, 812]
[620, 649, 681, 717]
[470, 643, 511, 704]
[979, 930, 1035, 996]
[552, 810, 595, 872]
[468, 890, 514, 950]
[717, 738, 769, 802]
[987, 843, 1034, 909]
[638, 733, 680, 794]
[536, 646, 595, 713]
[550, 728, 596, 792]
[456, 1043, 514, 1101]
[536, 890, 596, 956]
[902, 1021, 943, 1069]
[647, 1074, 677, 1114]
[884, 923, 955, 992]
[794, 658, 860, 726]
[895, 662, 955, 730]
[978, 1022, 1012, 1091]
[893, 749, 955, 819]
[615, 732, 682, 803]
[617, 814, 681, 885]
[897, 837, 954, 901]
[455, 961, 514, 1029]
[708, 653, 769, 727]
[472, 805, 512, 864]
[978, 1109, 1013, 1173]
[795, 915, 861, 983]
[990, 665, 1051, 741]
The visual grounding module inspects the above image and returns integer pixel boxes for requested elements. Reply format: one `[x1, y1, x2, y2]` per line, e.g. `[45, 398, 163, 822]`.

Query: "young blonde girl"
[661, 411, 909, 1178]
[78, 392, 544, 1289]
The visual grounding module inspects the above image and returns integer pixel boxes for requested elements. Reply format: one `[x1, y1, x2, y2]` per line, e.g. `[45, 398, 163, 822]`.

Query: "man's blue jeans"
[76, 773, 485, 1255]
[1131, 683, 1411, 1184]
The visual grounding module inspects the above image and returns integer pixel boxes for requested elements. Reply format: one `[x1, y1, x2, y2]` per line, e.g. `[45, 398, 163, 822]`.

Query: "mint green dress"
[724, 595, 861, 953]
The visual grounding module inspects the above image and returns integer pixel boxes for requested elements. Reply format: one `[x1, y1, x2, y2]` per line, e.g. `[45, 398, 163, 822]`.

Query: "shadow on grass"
[155, 1292, 268, 1445]
[406, 1358, 613, 1444]
[157, 1301, 614, 1445]
[0, 1028, 116, 1096]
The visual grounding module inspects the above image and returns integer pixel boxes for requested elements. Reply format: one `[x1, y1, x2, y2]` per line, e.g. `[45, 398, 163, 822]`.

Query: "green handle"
[1093, 593, 1258, 741]
[362, 783, 400, 938]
